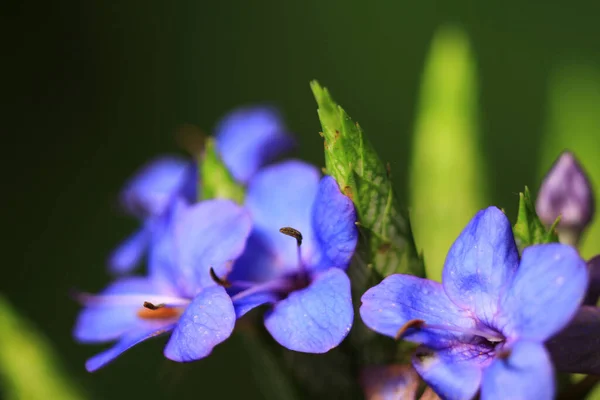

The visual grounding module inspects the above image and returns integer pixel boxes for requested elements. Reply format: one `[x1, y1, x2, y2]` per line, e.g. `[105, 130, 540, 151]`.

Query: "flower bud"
[536, 151, 594, 244]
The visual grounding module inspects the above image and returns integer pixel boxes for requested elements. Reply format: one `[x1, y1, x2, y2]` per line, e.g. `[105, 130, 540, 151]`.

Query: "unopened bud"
[536, 151, 594, 244]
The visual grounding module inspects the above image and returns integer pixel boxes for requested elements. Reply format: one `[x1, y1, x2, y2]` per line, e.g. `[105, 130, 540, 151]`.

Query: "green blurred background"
[3, 1, 600, 399]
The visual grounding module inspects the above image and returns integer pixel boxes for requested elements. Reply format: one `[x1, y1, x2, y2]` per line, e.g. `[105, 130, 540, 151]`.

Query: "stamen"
[143, 301, 165, 310]
[279, 227, 303, 246]
[137, 303, 182, 320]
[280, 226, 304, 272]
[210, 267, 232, 288]
[395, 319, 425, 340]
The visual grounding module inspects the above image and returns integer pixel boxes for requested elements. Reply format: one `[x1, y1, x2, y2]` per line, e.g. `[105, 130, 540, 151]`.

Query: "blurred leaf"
[539, 64, 600, 260]
[0, 294, 84, 400]
[409, 25, 487, 281]
[238, 332, 301, 400]
[311, 81, 425, 280]
[513, 186, 559, 250]
[200, 138, 244, 203]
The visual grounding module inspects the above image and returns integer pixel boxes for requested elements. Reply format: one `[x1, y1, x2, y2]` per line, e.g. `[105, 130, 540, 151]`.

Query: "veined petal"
[173, 200, 252, 296]
[442, 207, 520, 326]
[412, 346, 482, 400]
[164, 285, 236, 362]
[311, 176, 358, 271]
[243, 161, 321, 275]
[360, 275, 476, 347]
[108, 228, 148, 274]
[85, 325, 174, 372]
[73, 277, 184, 343]
[481, 340, 554, 400]
[215, 106, 295, 184]
[264, 268, 353, 353]
[120, 156, 190, 218]
[499, 244, 587, 341]
[546, 305, 600, 374]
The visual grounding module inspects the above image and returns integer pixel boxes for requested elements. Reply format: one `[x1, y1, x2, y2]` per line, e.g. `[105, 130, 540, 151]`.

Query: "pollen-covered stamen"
[137, 302, 183, 320]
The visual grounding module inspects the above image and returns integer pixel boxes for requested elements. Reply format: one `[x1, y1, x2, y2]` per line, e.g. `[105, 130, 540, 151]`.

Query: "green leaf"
[513, 186, 559, 250]
[409, 25, 488, 281]
[311, 81, 425, 280]
[200, 138, 244, 203]
[0, 295, 85, 400]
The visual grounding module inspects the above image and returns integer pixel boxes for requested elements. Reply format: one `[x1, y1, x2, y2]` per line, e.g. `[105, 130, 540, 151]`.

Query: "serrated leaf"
[311, 81, 425, 280]
[513, 186, 559, 250]
[0, 295, 84, 400]
[200, 138, 244, 203]
[409, 25, 488, 281]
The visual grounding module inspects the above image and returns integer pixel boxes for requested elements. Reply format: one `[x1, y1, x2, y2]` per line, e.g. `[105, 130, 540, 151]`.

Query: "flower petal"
[120, 156, 190, 217]
[481, 340, 554, 400]
[164, 285, 236, 362]
[442, 207, 520, 325]
[215, 106, 295, 184]
[546, 305, 600, 374]
[360, 275, 476, 347]
[243, 161, 321, 275]
[499, 243, 588, 341]
[412, 346, 482, 400]
[85, 326, 174, 372]
[171, 200, 252, 297]
[73, 277, 183, 343]
[232, 290, 278, 318]
[584, 255, 600, 306]
[108, 228, 148, 274]
[311, 176, 358, 271]
[264, 268, 353, 353]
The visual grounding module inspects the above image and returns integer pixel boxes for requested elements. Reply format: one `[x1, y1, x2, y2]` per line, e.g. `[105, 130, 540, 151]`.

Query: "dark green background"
[4, 1, 600, 398]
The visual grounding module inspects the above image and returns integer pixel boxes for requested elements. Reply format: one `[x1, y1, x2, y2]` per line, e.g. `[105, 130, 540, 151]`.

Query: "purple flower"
[109, 106, 294, 275]
[536, 151, 595, 244]
[74, 200, 252, 371]
[218, 161, 358, 353]
[360, 207, 588, 400]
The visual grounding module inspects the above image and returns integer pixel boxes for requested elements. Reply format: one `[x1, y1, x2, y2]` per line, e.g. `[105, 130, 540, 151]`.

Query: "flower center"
[210, 226, 313, 303]
[395, 318, 505, 344]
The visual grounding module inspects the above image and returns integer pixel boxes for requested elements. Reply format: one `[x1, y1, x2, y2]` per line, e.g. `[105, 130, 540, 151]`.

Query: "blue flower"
[109, 106, 294, 275]
[74, 200, 252, 371]
[108, 156, 195, 274]
[216, 161, 358, 353]
[360, 207, 588, 400]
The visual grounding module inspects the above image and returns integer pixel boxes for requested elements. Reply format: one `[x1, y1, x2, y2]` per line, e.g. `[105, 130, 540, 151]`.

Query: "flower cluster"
[74, 107, 357, 371]
[74, 104, 599, 400]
